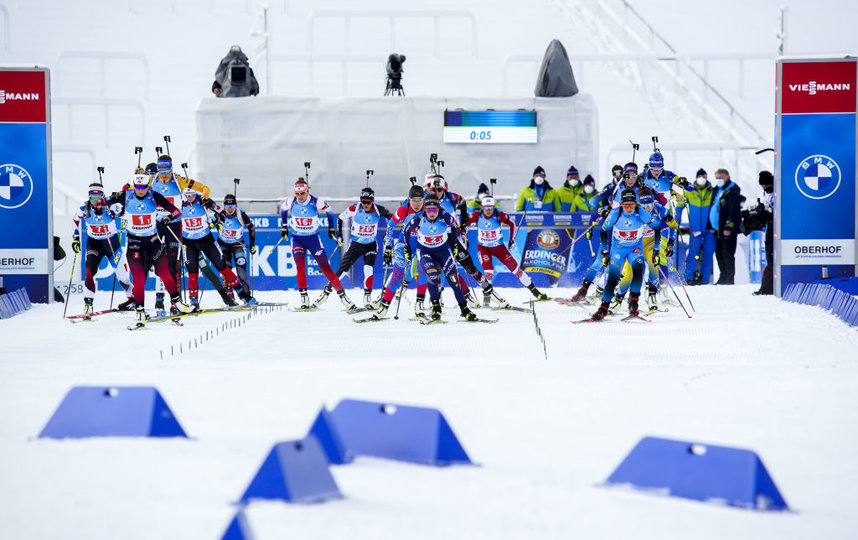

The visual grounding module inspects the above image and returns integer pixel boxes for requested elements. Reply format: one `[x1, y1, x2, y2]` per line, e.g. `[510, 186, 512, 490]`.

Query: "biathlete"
[279, 177, 357, 311]
[216, 193, 256, 303]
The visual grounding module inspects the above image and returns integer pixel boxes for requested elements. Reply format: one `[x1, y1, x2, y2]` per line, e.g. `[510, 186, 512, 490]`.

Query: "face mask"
[584, 185, 595, 194]
[695, 177, 707, 187]
[569, 178, 580, 187]
[715, 178, 725, 188]
[534, 176, 545, 186]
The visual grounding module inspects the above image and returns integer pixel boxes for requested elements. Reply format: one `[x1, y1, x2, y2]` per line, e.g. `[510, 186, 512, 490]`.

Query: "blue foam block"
[239, 437, 342, 504]
[307, 407, 352, 464]
[605, 436, 790, 511]
[221, 509, 254, 540]
[38, 386, 187, 438]
[329, 399, 473, 466]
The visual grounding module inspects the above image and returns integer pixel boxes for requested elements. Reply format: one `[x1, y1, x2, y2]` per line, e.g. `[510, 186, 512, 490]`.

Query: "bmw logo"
[0, 163, 34, 209]
[795, 155, 841, 200]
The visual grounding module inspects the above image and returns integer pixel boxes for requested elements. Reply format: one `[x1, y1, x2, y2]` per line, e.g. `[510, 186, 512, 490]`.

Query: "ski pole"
[658, 267, 691, 318]
[393, 267, 411, 320]
[62, 250, 78, 320]
[668, 260, 696, 312]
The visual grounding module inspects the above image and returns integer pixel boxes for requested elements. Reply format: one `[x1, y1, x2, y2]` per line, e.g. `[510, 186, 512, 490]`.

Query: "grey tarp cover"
[534, 39, 579, 97]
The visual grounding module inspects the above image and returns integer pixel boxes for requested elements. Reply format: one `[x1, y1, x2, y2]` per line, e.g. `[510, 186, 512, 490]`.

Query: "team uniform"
[316, 192, 393, 309]
[103, 177, 189, 325]
[461, 199, 548, 302]
[280, 189, 356, 310]
[615, 200, 674, 310]
[72, 187, 134, 314]
[401, 201, 478, 321]
[180, 192, 254, 310]
[216, 200, 256, 298]
[379, 200, 429, 313]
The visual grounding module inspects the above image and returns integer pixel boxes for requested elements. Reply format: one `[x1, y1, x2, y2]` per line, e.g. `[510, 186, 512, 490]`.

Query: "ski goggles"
[294, 184, 309, 194]
[157, 159, 172, 171]
[649, 166, 663, 173]
[224, 203, 237, 210]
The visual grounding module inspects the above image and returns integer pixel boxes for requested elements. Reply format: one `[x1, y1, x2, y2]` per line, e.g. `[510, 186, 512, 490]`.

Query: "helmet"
[620, 188, 637, 204]
[649, 152, 664, 169]
[481, 197, 495, 208]
[132, 174, 150, 188]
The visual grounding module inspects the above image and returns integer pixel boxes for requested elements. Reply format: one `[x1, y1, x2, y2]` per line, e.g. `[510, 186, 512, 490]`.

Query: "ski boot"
[83, 297, 94, 318]
[482, 289, 491, 307]
[485, 285, 509, 308]
[589, 301, 610, 322]
[154, 293, 166, 317]
[134, 306, 147, 328]
[527, 283, 549, 301]
[338, 290, 358, 312]
[609, 293, 625, 313]
[431, 299, 443, 321]
[188, 297, 201, 313]
[315, 285, 333, 307]
[414, 293, 427, 318]
[116, 297, 135, 312]
[366, 299, 390, 321]
[571, 280, 591, 302]
[628, 292, 640, 316]
[363, 288, 377, 310]
[464, 287, 481, 309]
[298, 289, 312, 310]
[221, 288, 239, 307]
[586, 286, 604, 305]
[460, 302, 478, 321]
[170, 294, 190, 316]
[646, 284, 658, 312]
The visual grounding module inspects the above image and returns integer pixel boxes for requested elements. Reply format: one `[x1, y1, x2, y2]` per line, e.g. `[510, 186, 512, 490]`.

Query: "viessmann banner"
[776, 58, 857, 296]
[0, 67, 53, 303]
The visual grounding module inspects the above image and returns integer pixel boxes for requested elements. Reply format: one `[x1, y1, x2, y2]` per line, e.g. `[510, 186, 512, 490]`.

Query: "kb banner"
[0, 67, 53, 303]
[776, 58, 857, 296]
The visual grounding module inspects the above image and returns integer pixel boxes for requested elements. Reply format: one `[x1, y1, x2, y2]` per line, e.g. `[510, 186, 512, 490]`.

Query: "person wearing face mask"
[515, 166, 560, 212]
[709, 168, 742, 284]
[467, 183, 491, 216]
[556, 166, 584, 212]
[571, 174, 597, 211]
[683, 168, 716, 285]
[754, 170, 775, 295]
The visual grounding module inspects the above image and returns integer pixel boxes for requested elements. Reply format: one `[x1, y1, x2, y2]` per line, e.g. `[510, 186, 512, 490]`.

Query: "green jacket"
[515, 184, 560, 212]
[555, 184, 584, 212]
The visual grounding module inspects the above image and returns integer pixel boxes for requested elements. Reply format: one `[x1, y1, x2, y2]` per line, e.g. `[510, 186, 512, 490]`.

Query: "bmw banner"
[776, 58, 857, 296]
[0, 67, 53, 303]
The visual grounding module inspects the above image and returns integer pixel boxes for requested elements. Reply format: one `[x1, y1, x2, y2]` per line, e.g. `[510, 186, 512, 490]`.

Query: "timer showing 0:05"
[470, 130, 492, 141]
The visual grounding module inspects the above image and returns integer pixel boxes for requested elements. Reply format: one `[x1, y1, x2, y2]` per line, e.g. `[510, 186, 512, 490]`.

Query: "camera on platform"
[385, 53, 406, 96]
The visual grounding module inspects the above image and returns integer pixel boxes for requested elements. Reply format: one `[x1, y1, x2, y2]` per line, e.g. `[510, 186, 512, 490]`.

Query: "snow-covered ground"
[1, 285, 856, 539]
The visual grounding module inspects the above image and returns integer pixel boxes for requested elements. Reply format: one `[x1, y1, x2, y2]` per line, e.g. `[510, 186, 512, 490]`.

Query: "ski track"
[1, 285, 857, 539]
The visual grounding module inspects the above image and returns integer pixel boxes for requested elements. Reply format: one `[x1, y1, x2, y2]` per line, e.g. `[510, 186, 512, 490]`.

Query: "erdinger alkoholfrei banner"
[776, 58, 857, 296]
[0, 67, 53, 303]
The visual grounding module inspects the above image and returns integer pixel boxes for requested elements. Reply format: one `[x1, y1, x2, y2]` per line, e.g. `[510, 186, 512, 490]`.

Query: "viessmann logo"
[787, 81, 851, 96]
[0, 90, 41, 104]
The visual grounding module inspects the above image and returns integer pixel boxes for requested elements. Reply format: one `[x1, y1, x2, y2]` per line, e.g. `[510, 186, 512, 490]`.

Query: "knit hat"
[696, 168, 707, 178]
[533, 165, 545, 177]
[758, 170, 774, 186]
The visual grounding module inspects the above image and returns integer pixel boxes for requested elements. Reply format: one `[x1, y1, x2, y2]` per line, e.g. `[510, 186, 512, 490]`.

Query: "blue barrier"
[0, 287, 32, 319]
[239, 437, 342, 504]
[605, 436, 790, 511]
[782, 282, 858, 328]
[221, 509, 255, 540]
[38, 386, 188, 439]
[326, 399, 473, 466]
[307, 407, 352, 465]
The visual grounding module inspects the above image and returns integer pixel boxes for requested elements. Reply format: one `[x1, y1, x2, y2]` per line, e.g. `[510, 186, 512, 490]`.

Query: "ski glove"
[72, 237, 81, 253]
[383, 246, 393, 265]
[250, 245, 257, 255]
[328, 226, 337, 239]
[403, 245, 412, 262]
[599, 207, 610, 219]
[585, 227, 594, 240]
[665, 241, 674, 258]
[280, 227, 289, 241]
[652, 251, 661, 266]
[508, 237, 516, 249]
[601, 249, 610, 267]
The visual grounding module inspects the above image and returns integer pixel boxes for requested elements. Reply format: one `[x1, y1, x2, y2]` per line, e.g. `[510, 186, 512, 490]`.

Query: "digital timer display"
[443, 110, 537, 144]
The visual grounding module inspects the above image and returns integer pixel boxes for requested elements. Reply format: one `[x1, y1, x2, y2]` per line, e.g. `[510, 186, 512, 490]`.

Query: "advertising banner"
[0, 68, 53, 302]
[776, 58, 857, 296]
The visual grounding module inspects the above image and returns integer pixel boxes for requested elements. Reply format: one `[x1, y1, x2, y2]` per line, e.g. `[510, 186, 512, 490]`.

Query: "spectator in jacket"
[556, 166, 583, 211]
[709, 168, 742, 284]
[755, 170, 775, 295]
[684, 168, 715, 284]
[515, 166, 560, 212]
[467, 182, 491, 216]
[212, 45, 260, 97]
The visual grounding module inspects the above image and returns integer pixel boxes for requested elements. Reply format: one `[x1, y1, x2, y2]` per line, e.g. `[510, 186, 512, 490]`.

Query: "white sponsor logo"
[787, 81, 851, 96]
[781, 239, 855, 265]
[0, 90, 41, 104]
[795, 155, 841, 200]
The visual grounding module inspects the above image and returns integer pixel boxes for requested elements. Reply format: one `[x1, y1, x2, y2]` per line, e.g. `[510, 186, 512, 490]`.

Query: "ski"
[292, 305, 320, 312]
[251, 301, 289, 307]
[644, 307, 669, 315]
[572, 317, 603, 324]
[127, 324, 148, 331]
[621, 314, 652, 323]
[66, 309, 117, 321]
[460, 317, 498, 324]
[409, 314, 429, 322]
[419, 318, 448, 325]
[522, 297, 555, 305]
[491, 305, 532, 313]
[147, 305, 255, 324]
[353, 314, 388, 323]
[345, 306, 370, 314]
